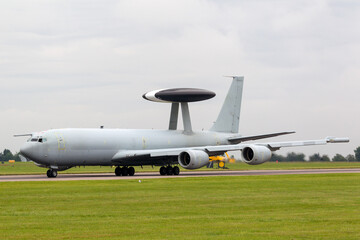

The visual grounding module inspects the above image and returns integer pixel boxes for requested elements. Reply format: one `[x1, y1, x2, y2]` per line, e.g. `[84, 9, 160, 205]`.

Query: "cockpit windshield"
[28, 136, 47, 143]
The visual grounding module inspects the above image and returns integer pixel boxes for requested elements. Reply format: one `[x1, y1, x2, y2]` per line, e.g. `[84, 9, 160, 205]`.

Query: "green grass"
[0, 174, 359, 239]
[1, 161, 360, 175]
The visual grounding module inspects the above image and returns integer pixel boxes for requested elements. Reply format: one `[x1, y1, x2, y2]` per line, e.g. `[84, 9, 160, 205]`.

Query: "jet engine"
[241, 145, 272, 165]
[178, 150, 210, 169]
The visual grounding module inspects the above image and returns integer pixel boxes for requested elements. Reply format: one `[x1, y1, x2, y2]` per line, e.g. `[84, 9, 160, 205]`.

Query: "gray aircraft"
[18, 77, 349, 178]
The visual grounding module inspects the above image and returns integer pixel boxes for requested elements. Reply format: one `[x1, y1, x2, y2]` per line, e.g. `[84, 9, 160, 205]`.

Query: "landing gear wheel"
[121, 167, 129, 176]
[51, 169, 58, 178]
[115, 167, 122, 176]
[160, 166, 167, 175]
[166, 166, 173, 175]
[128, 167, 135, 176]
[173, 166, 180, 175]
[47, 169, 57, 178]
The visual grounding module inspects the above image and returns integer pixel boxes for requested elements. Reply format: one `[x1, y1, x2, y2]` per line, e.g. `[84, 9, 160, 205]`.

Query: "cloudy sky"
[1, 0, 359, 158]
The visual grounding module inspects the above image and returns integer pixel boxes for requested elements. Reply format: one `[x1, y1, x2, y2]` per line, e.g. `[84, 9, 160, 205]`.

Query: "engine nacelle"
[242, 145, 272, 165]
[178, 150, 210, 169]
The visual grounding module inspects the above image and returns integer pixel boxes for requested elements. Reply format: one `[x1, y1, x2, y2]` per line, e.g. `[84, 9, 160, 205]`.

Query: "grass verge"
[0, 174, 359, 239]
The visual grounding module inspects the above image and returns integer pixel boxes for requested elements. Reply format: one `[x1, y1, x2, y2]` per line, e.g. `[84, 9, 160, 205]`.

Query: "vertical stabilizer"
[210, 76, 244, 133]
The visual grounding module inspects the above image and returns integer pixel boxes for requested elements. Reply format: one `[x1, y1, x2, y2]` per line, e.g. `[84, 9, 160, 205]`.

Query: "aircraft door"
[56, 134, 66, 150]
[40, 137, 49, 158]
[55, 134, 66, 164]
[54, 134, 66, 165]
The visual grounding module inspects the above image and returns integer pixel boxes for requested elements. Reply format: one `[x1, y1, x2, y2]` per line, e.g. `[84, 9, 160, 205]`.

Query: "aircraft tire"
[121, 167, 128, 176]
[159, 166, 167, 175]
[115, 167, 122, 176]
[51, 169, 58, 178]
[166, 166, 173, 175]
[128, 167, 135, 176]
[47, 169, 57, 178]
[173, 166, 180, 175]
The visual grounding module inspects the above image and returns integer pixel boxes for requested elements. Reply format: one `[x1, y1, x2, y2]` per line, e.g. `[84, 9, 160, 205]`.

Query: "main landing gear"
[115, 166, 135, 176]
[46, 169, 58, 178]
[160, 166, 180, 176]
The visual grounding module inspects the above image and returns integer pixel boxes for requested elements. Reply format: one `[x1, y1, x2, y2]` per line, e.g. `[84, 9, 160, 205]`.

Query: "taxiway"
[1, 168, 360, 182]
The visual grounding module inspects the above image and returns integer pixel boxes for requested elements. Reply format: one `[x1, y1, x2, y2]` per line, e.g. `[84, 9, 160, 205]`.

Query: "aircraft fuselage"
[20, 128, 233, 168]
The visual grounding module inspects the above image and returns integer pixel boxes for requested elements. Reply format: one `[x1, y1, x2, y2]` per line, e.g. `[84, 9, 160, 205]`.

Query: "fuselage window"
[31, 138, 38, 142]
[38, 138, 43, 143]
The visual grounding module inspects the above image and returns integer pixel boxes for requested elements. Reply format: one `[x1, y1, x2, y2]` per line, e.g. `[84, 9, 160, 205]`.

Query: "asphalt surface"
[1, 168, 360, 182]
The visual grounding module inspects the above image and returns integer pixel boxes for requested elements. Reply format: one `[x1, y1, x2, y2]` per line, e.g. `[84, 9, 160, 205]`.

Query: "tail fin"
[210, 76, 244, 133]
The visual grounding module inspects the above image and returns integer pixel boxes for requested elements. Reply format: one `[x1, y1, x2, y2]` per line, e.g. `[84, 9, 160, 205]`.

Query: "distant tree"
[0, 149, 19, 162]
[354, 147, 360, 162]
[322, 155, 330, 162]
[309, 153, 330, 162]
[332, 154, 347, 162]
[0, 149, 22, 162]
[3, 149, 11, 155]
[346, 154, 356, 162]
[309, 153, 322, 161]
[13, 153, 21, 162]
[286, 152, 305, 162]
[2, 149, 14, 162]
[270, 153, 286, 162]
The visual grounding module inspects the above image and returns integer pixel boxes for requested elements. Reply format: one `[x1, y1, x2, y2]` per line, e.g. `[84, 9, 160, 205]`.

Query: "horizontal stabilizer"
[228, 131, 295, 144]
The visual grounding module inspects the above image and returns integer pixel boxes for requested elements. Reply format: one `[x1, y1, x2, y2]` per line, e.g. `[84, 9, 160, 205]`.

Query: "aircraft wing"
[259, 137, 350, 151]
[111, 137, 349, 165]
[227, 131, 295, 144]
[111, 145, 240, 166]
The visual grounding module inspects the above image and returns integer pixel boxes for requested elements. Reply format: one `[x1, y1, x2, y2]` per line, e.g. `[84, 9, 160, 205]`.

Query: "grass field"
[1, 174, 359, 239]
[1, 161, 360, 175]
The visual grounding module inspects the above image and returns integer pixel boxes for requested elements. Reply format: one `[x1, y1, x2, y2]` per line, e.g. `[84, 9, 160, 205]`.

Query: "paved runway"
[1, 168, 360, 182]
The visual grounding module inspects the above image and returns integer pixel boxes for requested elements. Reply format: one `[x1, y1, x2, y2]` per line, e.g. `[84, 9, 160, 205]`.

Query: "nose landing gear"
[46, 169, 58, 178]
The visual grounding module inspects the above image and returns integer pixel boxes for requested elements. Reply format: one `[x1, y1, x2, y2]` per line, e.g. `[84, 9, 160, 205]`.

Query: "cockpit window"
[28, 136, 47, 143]
[37, 137, 46, 143]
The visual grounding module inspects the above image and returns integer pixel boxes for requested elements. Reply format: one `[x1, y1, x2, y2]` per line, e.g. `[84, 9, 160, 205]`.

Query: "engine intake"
[242, 145, 272, 165]
[178, 150, 210, 169]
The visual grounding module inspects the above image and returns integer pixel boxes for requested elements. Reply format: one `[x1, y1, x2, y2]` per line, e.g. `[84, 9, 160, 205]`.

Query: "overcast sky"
[1, 0, 359, 158]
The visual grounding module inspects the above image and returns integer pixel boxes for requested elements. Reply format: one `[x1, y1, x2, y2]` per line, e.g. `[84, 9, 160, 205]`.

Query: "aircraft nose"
[20, 143, 34, 159]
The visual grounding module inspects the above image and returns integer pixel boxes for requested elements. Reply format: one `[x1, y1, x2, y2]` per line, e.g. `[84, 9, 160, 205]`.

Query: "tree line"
[270, 146, 360, 162]
[0, 149, 21, 162]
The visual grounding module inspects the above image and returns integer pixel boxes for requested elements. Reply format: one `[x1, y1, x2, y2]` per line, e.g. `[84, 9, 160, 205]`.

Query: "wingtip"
[326, 137, 350, 143]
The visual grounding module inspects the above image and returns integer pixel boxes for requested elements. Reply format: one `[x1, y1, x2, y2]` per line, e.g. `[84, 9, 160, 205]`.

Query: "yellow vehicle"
[208, 152, 235, 168]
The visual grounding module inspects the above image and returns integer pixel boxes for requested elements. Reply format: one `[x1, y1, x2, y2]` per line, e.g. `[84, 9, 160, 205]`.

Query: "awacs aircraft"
[17, 77, 349, 178]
